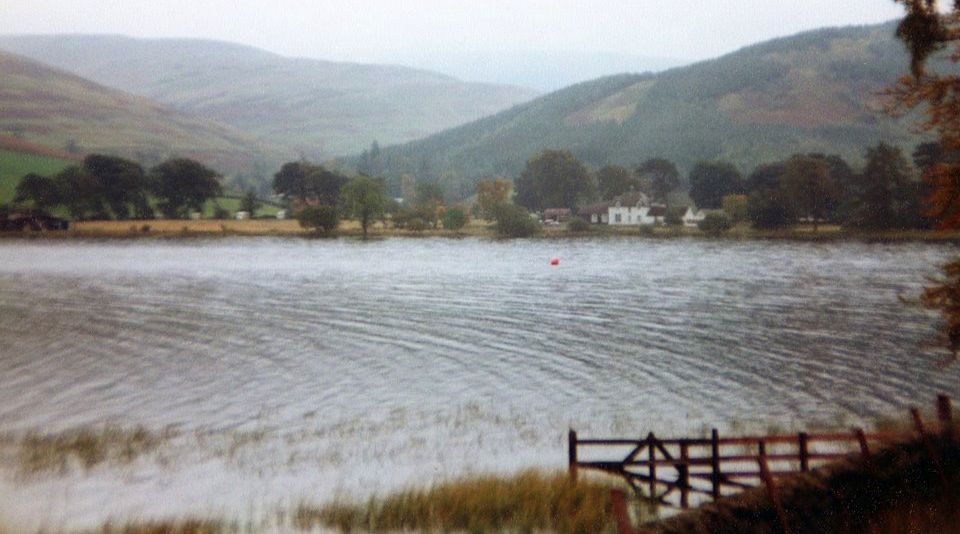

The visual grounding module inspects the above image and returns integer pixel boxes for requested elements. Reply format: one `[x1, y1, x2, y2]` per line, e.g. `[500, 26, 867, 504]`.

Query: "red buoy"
[550, 258, 560, 266]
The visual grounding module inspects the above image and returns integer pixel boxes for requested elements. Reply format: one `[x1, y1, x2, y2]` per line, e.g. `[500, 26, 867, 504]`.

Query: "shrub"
[492, 204, 538, 238]
[638, 224, 655, 236]
[212, 206, 230, 220]
[442, 206, 468, 231]
[567, 217, 591, 232]
[407, 217, 427, 232]
[297, 205, 339, 235]
[698, 212, 733, 236]
[664, 207, 685, 226]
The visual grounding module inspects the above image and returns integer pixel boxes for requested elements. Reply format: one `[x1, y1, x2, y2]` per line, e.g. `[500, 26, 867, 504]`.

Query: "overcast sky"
[0, 1, 908, 63]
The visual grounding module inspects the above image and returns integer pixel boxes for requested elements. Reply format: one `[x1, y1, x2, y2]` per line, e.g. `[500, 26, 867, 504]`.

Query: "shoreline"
[2, 219, 960, 244]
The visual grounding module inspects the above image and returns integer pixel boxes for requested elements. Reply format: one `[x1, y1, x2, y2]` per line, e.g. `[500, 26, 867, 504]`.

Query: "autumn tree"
[475, 178, 511, 219]
[892, 1, 960, 359]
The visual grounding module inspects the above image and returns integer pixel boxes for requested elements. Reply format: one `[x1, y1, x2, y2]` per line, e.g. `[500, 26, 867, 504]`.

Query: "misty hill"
[375, 49, 687, 92]
[0, 50, 275, 176]
[366, 22, 929, 197]
[0, 35, 540, 162]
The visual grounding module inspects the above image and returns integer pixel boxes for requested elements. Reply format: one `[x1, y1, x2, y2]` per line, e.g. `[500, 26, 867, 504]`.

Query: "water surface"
[1, 237, 958, 528]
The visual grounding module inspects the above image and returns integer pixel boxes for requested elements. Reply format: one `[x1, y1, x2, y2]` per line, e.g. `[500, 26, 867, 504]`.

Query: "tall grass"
[93, 519, 228, 534]
[17, 426, 174, 475]
[295, 470, 654, 533]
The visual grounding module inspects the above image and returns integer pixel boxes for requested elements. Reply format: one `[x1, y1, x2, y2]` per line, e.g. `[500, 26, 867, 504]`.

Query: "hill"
[0, 50, 279, 177]
[0, 35, 540, 162]
[361, 22, 930, 197]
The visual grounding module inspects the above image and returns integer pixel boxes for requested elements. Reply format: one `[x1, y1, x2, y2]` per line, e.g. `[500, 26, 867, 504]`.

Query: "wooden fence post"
[937, 395, 952, 423]
[911, 407, 926, 437]
[711, 428, 721, 500]
[648, 432, 657, 499]
[758, 453, 792, 534]
[798, 432, 809, 472]
[679, 440, 690, 508]
[853, 428, 871, 459]
[610, 489, 634, 534]
[568, 429, 578, 483]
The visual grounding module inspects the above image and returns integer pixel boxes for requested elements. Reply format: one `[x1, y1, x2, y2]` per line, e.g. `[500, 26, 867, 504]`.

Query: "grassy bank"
[4, 218, 960, 242]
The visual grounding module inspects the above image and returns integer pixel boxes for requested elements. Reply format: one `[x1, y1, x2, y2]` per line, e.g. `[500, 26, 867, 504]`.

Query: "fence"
[568, 394, 954, 511]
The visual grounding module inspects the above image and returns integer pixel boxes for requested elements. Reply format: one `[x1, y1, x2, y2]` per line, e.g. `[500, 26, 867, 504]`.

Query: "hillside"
[0, 50, 278, 176]
[362, 22, 930, 197]
[0, 35, 540, 161]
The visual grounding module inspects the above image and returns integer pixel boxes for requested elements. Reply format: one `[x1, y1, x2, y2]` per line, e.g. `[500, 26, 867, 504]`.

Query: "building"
[681, 207, 724, 227]
[577, 202, 609, 224]
[607, 192, 668, 226]
[543, 208, 572, 222]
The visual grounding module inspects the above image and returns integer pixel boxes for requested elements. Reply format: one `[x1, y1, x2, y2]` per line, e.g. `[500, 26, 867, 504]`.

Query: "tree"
[847, 143, 920, 230]
[342, 176, 387, 239]
[83, 154, 148, 220]
[415, 182, 445, 228]
[514, 149, 594, 214]
[892, 2, 960, 229]
[779, 155, 837, 232]
[57, 165, 108, 220]
[688, 161, 743, 209]
[273, 161, 347, 207]
[297, 205, 339, 235]
[442, 206, 467, 231]
[475, 178, 512, 219]
[745, 162, 794, 229]
[638, 158, 680, 204]
[597, 165, 640, 201]
[150, 158, 222, 219]
[240, 189, 260, 217]
[14, 173, 61, 210]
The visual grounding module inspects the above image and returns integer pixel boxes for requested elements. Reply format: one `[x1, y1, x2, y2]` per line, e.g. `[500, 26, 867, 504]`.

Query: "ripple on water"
[0, 237, 958, 528]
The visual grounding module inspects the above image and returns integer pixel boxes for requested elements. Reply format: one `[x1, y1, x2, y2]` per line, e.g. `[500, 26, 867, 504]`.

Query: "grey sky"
[0, 1, 907, 63]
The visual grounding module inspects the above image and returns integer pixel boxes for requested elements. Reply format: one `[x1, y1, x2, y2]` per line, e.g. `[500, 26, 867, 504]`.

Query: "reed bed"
[294, 469, 654, 533]
[16, 425, 176, 475]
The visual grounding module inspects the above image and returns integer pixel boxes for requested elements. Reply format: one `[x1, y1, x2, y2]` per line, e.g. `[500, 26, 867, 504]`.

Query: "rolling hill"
[362, 22, 931, 197]
[0, 35, 540, 162]
[0, 50, 279, 176]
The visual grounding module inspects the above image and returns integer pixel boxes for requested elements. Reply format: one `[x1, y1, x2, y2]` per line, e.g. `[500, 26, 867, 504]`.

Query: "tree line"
[492, 141, 933, 232]
[271, 160, 469, 238]
[12, 154, 223, 220]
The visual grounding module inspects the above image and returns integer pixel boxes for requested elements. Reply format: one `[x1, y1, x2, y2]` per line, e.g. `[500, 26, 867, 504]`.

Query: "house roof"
[647, 205, 667, 217]
[577, 202, 610, 215]
[612, 191, 650, 208]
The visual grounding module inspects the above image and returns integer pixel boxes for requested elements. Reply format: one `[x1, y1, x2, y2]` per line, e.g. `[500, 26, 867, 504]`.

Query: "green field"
[0, 149, 72, 205]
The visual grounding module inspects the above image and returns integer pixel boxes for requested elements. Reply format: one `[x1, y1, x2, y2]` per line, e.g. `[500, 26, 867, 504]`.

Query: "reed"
[294, 469, 654, 533]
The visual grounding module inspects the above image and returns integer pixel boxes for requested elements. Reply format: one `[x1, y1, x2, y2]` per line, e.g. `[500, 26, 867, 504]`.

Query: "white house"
[607, 192, 667, 226]
[682, 207, 724, 227]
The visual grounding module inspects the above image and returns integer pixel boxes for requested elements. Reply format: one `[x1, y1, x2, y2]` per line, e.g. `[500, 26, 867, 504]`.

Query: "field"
[0, 149, 73, 205]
